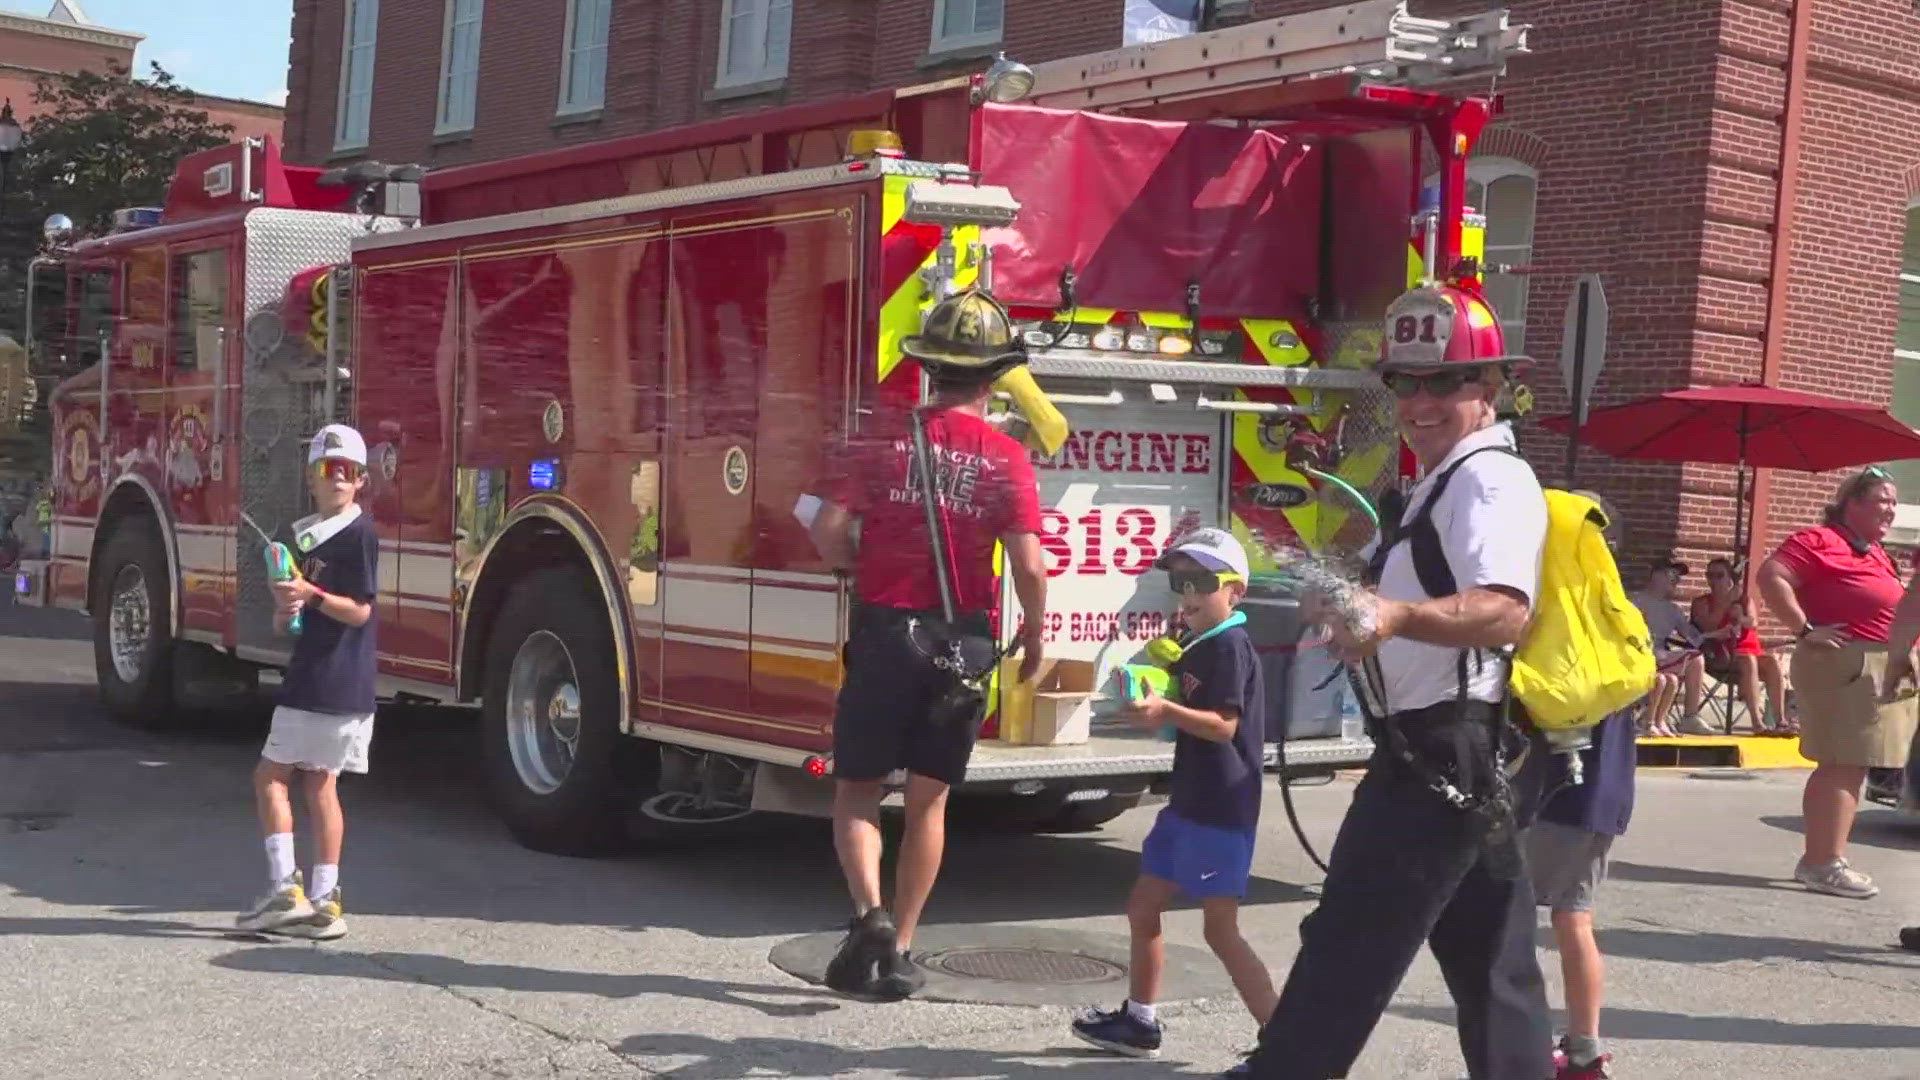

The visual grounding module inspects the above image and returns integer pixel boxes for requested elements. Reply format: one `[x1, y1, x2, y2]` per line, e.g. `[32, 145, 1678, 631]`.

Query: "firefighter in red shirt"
[809, 287, 1049, 1000]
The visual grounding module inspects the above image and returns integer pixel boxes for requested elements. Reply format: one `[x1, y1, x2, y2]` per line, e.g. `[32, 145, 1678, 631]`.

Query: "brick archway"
[1474, 126, 1548, 170]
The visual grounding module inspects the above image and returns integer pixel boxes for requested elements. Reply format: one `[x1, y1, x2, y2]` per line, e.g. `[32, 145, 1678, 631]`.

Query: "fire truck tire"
[91, 522, 177, 726]
[482, 567, 641, 857]
[1034, 790, 1147, 833]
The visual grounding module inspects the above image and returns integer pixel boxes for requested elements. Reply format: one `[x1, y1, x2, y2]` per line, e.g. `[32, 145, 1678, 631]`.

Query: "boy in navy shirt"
[235, 423, 379, 940]
[1528, 492, 1635, 1079]
[1072, 528, 1276, 1059]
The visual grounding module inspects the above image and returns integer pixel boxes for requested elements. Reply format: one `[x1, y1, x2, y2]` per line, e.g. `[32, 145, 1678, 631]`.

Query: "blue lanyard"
[1179, 610, 1246, 652]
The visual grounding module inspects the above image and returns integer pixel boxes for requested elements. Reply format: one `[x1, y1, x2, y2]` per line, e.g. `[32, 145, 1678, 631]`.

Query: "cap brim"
[1378, 353, 1536, 374]
[1155, 548, 1235, 574]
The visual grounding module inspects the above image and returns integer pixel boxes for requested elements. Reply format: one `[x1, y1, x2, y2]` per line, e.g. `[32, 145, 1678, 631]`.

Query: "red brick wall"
[0, 25, 130, 76]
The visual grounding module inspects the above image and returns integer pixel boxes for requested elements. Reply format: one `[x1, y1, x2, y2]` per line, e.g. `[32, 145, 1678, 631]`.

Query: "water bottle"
[1338, 685, 1365, 743]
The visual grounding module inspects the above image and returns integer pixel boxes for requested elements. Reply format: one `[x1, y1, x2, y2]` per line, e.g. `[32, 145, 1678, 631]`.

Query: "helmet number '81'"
[1393, 314, 1440, 346]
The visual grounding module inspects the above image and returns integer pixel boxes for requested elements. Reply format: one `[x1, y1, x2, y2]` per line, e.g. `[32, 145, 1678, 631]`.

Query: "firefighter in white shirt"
[1244, 286, 1555, 1080]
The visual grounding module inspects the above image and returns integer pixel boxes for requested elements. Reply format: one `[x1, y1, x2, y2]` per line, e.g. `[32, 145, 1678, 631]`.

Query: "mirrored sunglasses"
[1168, 568, 1243, 596]
[314, 459, 363, 483]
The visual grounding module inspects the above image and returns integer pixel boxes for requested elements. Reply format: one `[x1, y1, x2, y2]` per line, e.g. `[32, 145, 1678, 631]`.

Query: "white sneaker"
[276, 887, 347, 940]
[1794, 858, 1879, 899]
[1676, 712, 1719, 736]
[236, 873, 315, 930]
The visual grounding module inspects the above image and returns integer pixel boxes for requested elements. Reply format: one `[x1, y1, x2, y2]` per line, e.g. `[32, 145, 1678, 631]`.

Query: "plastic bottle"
[1338, 684, 1365, 743]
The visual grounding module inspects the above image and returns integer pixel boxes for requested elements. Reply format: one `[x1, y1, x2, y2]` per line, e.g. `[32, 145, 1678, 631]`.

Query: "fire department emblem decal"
[377, 442, 398, 481]
[722, 446, 749, 496]
[542, 400, 565, 444]
[62, 411, 100, 501]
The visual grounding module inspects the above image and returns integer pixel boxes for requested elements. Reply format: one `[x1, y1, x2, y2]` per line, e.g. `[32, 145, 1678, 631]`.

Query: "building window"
[335, 0, 380, 150]
[1887, 200, 1920, 540]
[717, 0, 792, 88]
[558, 0, 611, 114]
[931, 0, 1004, 52]
[436, 0, 484, 135]
[1465, 157, 1537, 356]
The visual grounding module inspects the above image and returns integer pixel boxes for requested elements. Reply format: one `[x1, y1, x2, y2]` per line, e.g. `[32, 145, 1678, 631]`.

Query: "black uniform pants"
[1251, 712, 1554, 1080]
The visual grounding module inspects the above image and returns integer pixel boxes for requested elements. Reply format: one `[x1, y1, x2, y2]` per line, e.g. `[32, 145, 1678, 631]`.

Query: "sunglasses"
[1383, 369, 1483, 400]
[314, 459, 364, 483]
[1168, 568, 1244, 596]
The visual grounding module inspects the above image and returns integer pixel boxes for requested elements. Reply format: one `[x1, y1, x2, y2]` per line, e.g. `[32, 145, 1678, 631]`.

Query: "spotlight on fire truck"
[40, 214, 72, 250]
[902, 179, 1020, 229]
[318, 160, 426, 221]
[975, 51, 1035, 105]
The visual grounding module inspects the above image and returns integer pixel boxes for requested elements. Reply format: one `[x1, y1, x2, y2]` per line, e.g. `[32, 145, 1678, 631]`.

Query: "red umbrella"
[1539, 383, 1920, 554]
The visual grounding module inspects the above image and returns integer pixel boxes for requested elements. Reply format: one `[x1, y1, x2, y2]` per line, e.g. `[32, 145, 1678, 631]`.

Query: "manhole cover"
[917, 947, 1124, 985]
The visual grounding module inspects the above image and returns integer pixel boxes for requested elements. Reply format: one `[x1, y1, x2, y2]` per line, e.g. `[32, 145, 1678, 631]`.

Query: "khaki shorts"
[261, 706, 375, 775]
[1790, 643, 1918, 769]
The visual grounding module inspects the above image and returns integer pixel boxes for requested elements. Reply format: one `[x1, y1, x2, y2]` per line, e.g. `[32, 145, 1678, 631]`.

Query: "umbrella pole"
[1734, 461, 1748, 566]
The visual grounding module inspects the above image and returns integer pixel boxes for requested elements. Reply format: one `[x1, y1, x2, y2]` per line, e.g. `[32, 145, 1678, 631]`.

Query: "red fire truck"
[17, 1, 1528, 853]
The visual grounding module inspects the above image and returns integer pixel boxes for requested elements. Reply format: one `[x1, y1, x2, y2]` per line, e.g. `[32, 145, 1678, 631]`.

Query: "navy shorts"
[1140, 807, 1257, 899]
[831, 607, 990, 787]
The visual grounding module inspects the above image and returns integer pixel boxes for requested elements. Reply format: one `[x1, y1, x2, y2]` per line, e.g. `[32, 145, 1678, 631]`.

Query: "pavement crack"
[342, 948, 659, 1077]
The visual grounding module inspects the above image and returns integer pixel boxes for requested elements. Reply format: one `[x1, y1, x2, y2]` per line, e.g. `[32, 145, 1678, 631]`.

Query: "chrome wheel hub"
[505, 630, 581, 795]
[107, 564, 150, 684]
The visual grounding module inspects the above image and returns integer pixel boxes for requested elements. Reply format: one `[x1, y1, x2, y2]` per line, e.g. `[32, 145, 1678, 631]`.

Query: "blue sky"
[6, 0, 294, 105]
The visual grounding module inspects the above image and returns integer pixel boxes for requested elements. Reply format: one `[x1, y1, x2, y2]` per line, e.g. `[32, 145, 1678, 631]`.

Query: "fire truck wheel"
[951, 788, 1145, 834]
[482, 567, 641, 856]
[91, 522, 176, 726]
[1034, 790, 1147, 833]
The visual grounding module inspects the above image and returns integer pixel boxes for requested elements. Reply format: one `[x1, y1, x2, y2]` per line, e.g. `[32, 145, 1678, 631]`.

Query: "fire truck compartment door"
[1008, 381, 1224, 700]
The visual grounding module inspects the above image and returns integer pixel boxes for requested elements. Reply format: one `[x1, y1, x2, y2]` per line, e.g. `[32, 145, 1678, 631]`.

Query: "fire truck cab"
[20, 1, 1530, 855]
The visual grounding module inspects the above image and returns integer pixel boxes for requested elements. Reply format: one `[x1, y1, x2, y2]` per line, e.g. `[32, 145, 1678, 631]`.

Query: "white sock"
[1125, 998, 1157, 1023]
[264, 833, 296, 886]
[311, 863, 339, 900]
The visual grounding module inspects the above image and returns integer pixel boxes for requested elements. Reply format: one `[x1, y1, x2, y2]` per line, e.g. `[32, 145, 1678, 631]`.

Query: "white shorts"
[262, 706, 375, 775]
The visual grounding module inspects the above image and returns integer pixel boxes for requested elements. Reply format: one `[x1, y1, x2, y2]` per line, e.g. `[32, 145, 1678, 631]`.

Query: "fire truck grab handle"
[213, 326, 228, 446]
[97, 329, 109, 483]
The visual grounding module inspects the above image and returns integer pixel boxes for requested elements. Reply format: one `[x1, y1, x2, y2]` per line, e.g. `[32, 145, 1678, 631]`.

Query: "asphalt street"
[3, 598, 1919, 1079]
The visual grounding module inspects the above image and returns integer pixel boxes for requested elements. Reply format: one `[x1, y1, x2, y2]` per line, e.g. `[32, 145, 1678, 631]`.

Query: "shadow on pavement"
[1391, 1001, 1920, 1050]
[1759, 813, 1920, 854]
[1593, 923, 1920, 971]
[1604, 860, 1788, 892]
[210, 946, 844, 1019]
[611, 1032, 1207, 1079]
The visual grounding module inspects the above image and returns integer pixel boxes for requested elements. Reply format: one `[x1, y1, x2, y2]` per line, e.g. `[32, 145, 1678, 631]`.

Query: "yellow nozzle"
[993, 365, 1068, 457]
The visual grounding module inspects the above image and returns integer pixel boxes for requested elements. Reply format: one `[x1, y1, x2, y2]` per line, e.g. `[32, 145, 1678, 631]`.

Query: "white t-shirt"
[1372, 423, 1547, 713]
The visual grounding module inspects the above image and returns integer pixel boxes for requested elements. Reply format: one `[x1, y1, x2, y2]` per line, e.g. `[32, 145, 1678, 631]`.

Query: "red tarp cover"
[978, 103, 1323, 320]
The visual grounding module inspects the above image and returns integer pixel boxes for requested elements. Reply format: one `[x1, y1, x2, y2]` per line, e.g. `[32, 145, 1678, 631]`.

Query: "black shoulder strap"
[1371, 445, 1517, 598]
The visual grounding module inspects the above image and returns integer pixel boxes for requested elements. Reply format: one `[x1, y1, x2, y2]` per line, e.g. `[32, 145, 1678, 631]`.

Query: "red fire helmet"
[1378, 284, 1533, 373]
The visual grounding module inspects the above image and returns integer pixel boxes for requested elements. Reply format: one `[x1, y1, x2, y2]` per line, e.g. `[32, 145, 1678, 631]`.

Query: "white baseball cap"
[1156, 526, 1250, 578]
[308, 423, 368, 468]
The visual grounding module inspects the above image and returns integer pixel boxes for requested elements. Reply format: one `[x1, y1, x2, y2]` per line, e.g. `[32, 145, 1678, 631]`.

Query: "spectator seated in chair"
[1632, 554, 1706, 739]
[1691, 557, 1794, 735]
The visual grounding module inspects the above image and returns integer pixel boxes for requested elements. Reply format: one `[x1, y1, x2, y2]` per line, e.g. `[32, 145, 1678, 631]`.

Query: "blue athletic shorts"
[1140, 808, 1256, 899]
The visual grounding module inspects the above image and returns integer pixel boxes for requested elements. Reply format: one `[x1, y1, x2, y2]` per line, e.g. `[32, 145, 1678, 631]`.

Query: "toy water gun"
[241, 512, 303, 635]
[1116, 612, 1248, 740]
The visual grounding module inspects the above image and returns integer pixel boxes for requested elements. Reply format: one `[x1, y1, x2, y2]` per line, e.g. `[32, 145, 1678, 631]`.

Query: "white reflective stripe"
[394, 596, 452, 612]
[664, 630, 749, 651]
[753, 568, 840, 586]
[379, 538, 455, 554]
[377, 550, 400, 594]
[397, 553, 450, 599]
[665, 561, 752, 580]
[753, 640, 840, 663]
[54, 522, 95, 557]
[662, 576, 750, 634]
[175, 530, 228, 573]
[751, 584, 840, 645]
[630, 604, 666, 627]
[176, 523, 232, 534]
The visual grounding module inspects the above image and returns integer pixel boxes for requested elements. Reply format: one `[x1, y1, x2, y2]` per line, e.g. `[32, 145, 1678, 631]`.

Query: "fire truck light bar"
[901, 180, 1021, 228]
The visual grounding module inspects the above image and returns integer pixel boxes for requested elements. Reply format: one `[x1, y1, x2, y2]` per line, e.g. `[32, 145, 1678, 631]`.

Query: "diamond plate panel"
[234, 209, 408, 655]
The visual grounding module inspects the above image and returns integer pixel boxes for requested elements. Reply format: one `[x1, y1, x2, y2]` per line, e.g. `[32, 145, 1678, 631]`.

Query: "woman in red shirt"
[1690, 558, 1791, 735]
[1757, 467, 1915, 902]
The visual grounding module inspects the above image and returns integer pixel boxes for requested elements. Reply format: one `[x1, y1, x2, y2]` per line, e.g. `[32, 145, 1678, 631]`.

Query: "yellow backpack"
[1508, 490, 1657, 730]
[1370, 452, 1655, 730]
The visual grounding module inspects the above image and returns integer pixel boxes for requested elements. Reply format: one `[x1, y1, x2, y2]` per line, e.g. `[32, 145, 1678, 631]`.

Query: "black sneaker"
[1070, 1004, 1163, 1058]
[823, 908, 896, 995]
[873, 948, 926, 1000]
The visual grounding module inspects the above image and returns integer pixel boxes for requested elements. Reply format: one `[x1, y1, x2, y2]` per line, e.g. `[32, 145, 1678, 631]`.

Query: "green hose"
[1301, 465, 1380, 528]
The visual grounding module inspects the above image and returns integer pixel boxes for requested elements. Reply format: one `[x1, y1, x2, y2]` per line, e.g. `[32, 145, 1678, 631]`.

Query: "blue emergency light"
[528, 458, 562, 492]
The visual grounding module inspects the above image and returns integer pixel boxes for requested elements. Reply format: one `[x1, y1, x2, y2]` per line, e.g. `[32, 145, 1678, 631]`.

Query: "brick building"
[0, 2, 283, 144]
[281, 0, 1920, 594]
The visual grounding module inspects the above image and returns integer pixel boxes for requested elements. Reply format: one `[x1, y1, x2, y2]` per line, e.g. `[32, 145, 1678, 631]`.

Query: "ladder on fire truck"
[1015, 0, 1530, 114]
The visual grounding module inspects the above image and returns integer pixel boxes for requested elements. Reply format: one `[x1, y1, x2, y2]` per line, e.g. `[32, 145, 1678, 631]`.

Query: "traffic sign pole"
[1565, 278, 1590, 488]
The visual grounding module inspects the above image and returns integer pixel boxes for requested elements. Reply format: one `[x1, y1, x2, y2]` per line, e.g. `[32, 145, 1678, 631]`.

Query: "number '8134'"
[1037, 506, 1160, 577]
